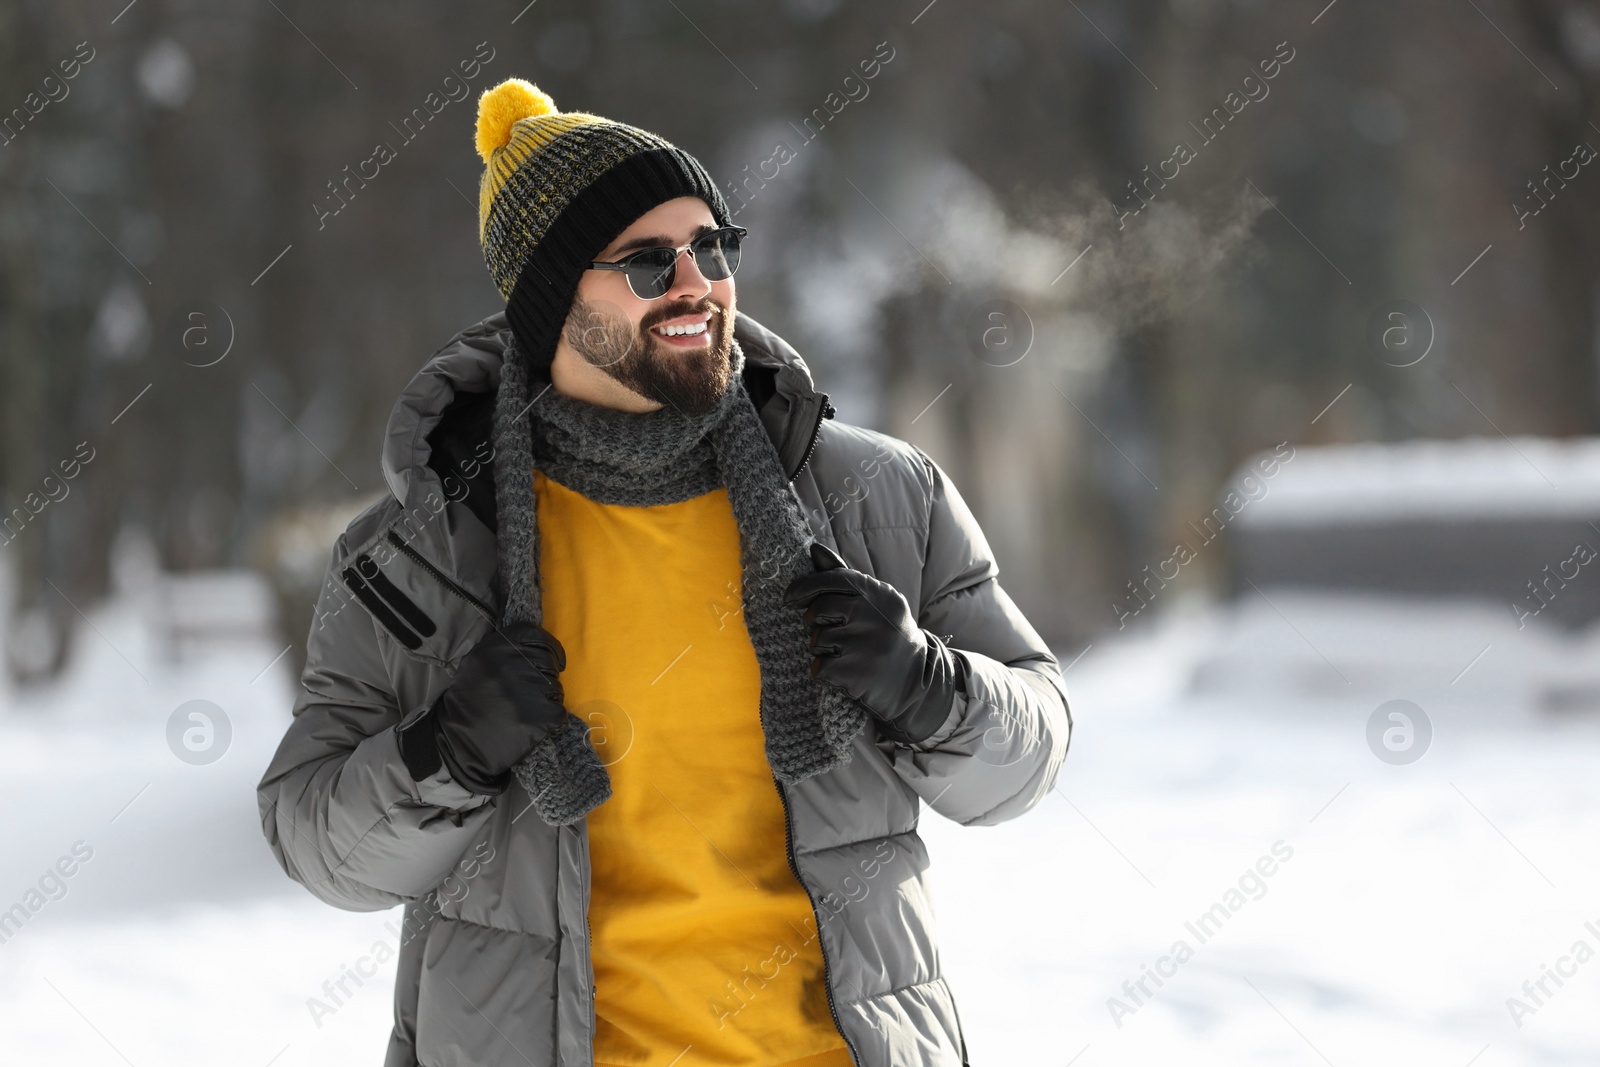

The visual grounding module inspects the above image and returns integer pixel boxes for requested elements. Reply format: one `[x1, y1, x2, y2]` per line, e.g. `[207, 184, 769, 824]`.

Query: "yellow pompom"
[475, 78, 558, 163]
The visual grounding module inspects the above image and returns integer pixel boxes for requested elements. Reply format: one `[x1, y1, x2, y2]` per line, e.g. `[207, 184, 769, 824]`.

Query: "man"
[258, 77, 1071, 1067]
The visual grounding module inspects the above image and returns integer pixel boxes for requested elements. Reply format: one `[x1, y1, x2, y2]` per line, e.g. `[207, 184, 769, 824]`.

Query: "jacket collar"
[380, 308, 827, 516]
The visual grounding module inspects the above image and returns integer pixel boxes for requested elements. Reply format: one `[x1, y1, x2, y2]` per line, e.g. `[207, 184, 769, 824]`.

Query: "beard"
[561, 293, 736, 417]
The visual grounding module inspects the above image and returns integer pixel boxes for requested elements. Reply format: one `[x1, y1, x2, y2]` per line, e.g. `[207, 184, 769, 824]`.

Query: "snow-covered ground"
[931, 591, 1600, 1066]
[2, 571, 1597, 1065]
[0, 572, 405, 1067]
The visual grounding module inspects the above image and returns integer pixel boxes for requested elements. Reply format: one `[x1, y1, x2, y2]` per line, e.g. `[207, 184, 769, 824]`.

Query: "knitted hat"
[474, 78, 733, 380]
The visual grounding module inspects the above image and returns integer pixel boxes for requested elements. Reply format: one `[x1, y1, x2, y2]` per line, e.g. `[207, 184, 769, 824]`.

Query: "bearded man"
[259, 77, 1071, 1067]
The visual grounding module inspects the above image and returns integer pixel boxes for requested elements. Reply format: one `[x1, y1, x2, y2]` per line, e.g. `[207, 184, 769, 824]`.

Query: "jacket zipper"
[792, 395, 834, 482]
[779, 391, 857, 1063]
[579, 821, 596, 1067]
[411, 388, 839, 1064]
[386, 530, 497, 622]
[772, 770, 860, 1067]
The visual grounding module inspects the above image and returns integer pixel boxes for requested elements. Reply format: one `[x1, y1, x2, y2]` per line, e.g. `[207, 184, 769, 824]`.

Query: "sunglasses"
[587, 225, 747, 300]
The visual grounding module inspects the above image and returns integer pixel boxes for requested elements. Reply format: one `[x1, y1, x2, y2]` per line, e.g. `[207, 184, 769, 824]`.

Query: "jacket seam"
[273, 815, 402, 897]
[401, 387, 436, 508]
[425, 909, 562, 943]
[906, 442, 996, 617]
[793, 827, 917, 860]
[294, 690, 395, 715]
[839, 973, 951, 1008]
[955, 741, 1055, 826]
[907, 685, 979, 753]
[959, 787, 1029, 826]
[832, 522, 927, 535]
[920, 573, 999, 622]
[319, 777, 489, 891]
[271, 771, 406, 895]
[919, 675, 1061, 819]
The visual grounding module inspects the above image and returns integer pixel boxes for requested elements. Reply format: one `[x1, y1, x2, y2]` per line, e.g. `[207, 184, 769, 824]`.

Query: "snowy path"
[2, 586, 1597, 1065]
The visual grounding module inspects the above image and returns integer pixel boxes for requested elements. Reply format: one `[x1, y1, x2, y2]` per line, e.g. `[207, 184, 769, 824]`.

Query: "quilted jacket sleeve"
[887, 445, 1073, 826]
[256, 526, 496, 912]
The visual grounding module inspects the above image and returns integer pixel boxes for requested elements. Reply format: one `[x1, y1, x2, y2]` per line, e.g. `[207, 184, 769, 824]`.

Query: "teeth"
[656, 320, 708, 337]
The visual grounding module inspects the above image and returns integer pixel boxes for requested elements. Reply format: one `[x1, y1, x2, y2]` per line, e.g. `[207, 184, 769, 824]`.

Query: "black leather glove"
[397, 620, 568, 796]
[782, 542, 965, 745]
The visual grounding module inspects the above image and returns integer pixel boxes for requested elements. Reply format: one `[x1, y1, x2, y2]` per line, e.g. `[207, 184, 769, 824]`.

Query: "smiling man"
[258, 77, 1071, 1067]
[552, 196, 738, 417]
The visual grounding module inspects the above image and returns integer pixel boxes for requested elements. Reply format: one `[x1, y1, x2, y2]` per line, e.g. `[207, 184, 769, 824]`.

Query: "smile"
[652, 313, 712, 341]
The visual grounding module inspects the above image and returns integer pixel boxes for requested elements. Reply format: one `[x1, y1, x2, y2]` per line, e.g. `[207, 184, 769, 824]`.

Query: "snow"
[2, 568, 1598, 1065]
[1234, 435, 1600, 525]
[927, 591, 1600, 1066]
[0, 570, 400, 1066]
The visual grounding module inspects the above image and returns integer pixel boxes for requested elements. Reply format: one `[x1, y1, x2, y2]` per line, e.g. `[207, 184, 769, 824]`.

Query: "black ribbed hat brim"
[505, 146, 731, 380]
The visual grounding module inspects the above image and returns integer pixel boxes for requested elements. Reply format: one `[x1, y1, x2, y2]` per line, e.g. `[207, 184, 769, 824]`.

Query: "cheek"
[580, 275, 651, 327]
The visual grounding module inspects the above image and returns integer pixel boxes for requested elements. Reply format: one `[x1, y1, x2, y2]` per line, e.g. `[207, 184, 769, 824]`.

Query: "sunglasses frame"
[587, 225, 748, 300]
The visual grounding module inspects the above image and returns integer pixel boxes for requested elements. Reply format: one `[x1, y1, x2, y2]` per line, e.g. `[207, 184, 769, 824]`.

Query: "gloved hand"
[782, 542, 965, 746]
[397, 620, 569, 796]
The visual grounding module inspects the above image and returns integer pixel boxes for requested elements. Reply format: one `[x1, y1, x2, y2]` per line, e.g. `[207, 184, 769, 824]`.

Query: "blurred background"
[3, 1, 1599, 1064]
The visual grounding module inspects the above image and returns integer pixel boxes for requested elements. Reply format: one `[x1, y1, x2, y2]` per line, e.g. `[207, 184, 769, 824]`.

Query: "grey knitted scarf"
[491, 333, 867, 826]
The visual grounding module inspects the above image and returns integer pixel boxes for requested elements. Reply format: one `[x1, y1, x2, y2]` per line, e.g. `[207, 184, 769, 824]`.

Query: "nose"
[663, 246, 713, 302]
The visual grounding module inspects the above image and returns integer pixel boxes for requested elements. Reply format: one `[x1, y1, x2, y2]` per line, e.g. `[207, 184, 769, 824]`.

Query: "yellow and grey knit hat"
[474, 78, 732, 377]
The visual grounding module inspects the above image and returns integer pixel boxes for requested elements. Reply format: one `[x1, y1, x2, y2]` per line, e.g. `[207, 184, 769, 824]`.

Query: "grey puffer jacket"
[257, 309, 1072, 1067]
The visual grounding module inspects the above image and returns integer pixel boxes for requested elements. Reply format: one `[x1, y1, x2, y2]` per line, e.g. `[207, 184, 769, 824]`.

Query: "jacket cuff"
[412, 764, 496, 811]
[877, 637, 967, 745]
[900, 648, 973, 750]
[388, 725, 494, 812]
[396, 712, 443, 783]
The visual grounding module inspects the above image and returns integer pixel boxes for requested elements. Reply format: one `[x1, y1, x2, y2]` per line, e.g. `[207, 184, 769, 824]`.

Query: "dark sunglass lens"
[625, 249, 677, 299]
[694, 229, 742, 281]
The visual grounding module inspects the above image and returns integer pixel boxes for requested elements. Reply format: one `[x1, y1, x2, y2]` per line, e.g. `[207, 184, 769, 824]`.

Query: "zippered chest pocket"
[340, 527, 496, 667]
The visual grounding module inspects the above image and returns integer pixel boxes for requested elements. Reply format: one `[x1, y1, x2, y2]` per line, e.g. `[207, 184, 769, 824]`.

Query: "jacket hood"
[380, 308, 826, 511]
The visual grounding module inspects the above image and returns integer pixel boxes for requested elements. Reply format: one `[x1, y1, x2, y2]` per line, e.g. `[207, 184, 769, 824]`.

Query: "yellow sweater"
[534, 468, 855, 1067]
